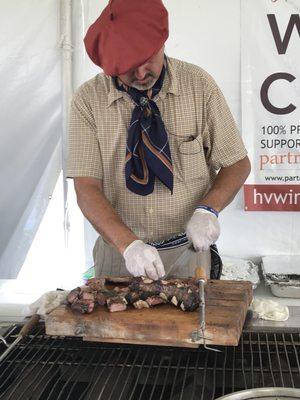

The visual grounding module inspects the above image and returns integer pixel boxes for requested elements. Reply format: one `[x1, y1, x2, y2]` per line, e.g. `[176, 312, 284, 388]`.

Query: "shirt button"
[148, 208, 154, 214]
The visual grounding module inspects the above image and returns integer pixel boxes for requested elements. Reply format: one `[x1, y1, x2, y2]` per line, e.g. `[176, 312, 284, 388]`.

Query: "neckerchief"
[114, 66, 173, 196]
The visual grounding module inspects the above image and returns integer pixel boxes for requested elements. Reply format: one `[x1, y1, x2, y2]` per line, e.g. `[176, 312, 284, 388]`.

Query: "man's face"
[117, 46, 165, 91]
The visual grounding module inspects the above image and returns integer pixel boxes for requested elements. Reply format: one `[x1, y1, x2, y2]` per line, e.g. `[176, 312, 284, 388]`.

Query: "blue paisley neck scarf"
[114, 66, 173, 196]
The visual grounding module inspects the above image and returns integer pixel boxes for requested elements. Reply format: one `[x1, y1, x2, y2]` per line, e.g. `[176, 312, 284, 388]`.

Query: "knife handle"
[195, 266, 207, 283]
[20, 314, 40, 338]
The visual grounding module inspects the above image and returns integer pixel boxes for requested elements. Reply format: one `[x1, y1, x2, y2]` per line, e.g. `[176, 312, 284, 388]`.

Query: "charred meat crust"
[67, 277, 200, 314]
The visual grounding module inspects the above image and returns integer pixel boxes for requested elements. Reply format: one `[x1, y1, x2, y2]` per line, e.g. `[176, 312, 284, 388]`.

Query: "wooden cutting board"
[45, 280, 252, 348]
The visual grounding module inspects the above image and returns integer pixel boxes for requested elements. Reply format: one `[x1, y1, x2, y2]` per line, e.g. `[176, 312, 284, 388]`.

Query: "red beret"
[84, 0, 169, 76]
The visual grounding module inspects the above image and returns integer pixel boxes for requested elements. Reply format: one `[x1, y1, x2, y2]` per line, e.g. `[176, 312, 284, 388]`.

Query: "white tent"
[1, 0, 299, 284]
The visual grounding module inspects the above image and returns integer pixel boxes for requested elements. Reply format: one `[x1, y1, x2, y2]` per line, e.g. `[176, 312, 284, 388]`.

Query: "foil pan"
[262, 255, 300, 298]
[220, 257, 260, 289]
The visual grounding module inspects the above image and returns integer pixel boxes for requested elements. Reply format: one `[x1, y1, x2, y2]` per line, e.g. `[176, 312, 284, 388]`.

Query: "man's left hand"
[186, 209, 220, 252]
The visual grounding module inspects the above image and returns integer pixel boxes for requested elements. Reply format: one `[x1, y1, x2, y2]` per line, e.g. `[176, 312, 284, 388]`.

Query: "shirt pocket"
[172, 135, 209, 182]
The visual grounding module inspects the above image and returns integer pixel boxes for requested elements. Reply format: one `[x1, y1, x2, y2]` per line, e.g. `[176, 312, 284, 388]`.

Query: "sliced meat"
[125, 291, 140, 305]
[68, 276, 200, 313]
[67, 287, 81, 304]
[107, 297, 127, 312]
[133, 300, 150, 309]
[113, 286, 130, 295]
[146, 296, 166, 307]
[71, 299, 95, 314]
[86, 278, 105, 291]
[96, 289, 115, 306]
[180, 291, 199, 311]
[81, 291, 96, 301]
[96, 292, 108, 306]
[105, 276, 133, 285]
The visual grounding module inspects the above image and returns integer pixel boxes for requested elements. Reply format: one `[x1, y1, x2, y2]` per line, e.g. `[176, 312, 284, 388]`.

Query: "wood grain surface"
[45, 280, 252, 348]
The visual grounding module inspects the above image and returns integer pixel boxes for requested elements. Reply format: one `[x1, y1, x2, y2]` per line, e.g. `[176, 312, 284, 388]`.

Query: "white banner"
[242, 0, 300, 211]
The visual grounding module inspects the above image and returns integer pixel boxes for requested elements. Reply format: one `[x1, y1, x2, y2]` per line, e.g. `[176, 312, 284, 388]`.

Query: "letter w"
[267, 14, 300, 54]
[264, 192, 288, 204]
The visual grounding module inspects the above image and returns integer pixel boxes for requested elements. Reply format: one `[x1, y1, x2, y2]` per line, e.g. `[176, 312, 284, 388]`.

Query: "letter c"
[260, 73, 296, 115]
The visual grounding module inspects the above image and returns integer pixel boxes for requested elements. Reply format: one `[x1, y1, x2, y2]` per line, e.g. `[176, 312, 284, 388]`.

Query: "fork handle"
[195, 266, 207, 282]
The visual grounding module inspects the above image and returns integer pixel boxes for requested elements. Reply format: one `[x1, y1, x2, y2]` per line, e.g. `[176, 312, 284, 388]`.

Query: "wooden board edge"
[83, 336, 200, 348]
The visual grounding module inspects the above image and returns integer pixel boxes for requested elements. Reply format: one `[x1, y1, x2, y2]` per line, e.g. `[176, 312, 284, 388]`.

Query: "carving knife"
[164, 243, 199, 279]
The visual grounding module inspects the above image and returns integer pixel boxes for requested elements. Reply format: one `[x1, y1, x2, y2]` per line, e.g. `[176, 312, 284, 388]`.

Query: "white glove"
[123, 240, 165, 280]
[25, 290, 68, 317]
[186, 209, 220, 252]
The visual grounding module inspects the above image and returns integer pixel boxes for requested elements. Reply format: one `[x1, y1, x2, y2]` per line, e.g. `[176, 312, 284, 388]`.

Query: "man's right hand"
[123, 240, 165, 281]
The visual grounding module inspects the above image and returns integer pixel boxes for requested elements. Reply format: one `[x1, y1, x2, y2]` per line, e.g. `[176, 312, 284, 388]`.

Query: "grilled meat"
[107, 297, 127, 312]
[67, 276, 200, 314]
[71, 299, 95, 314]
[86, 278, 105, 291]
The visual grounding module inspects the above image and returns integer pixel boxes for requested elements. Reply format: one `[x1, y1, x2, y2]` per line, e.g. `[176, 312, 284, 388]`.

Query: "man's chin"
[131, 78, 156, 91]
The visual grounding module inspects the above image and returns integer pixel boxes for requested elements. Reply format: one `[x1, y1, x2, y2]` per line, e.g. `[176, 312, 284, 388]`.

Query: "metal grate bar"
[231, 345, 236, 393]
[265, 333, 276, 386]
[0, 326, 45, 398]
[117, 348, 142, 400]
[77, 348, 113, 400]
[45, 344, 95, 400]
[138, 349, 159, 400]
[190, 347, 202, 399]
[149, 349, 167, 400]
[0, 328, 300, 400]
[168, 350, 183, 400]
[178, 352, 191, 400]
[221, 345, 228, 396]
[127, 347, 151, 400]
[274, 333, 285, 386]
[282, 333, 295, 388]
[56, 346, 96, 400]
[158, 348, 174, 400]
[248, 332, 254, 387]
[290, 333, 300, 377]
[34, 336, 74, 400]
[240, 335, 248, 389]
[12, 336, 60, 400]
[210, 351, 218, 400]
[85, 348, 118, 400]
[257, 332, 265, 387]
[106, 348, 133, 400]
[200, 350, 210, 400]
[0, 326, 43, 382]
[95, 348, 126, 400]
[65, 348, 101, 400]
[0, 325, 18, 345]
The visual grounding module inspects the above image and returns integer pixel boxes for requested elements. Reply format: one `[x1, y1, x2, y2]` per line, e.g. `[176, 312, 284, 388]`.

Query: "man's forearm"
[200, 156, 251, 212]
[74, 177, 138, 254]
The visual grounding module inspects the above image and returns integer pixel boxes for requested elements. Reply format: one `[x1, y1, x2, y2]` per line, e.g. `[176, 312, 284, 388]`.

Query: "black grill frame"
[0, 325, 300, 400]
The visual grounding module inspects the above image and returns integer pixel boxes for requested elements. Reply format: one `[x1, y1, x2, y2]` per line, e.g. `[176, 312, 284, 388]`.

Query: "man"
[67, 0, 251, 280]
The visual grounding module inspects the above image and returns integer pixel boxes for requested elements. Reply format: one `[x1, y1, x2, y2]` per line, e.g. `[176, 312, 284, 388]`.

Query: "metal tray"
[221, 256, 260, 289]
[216, 387, 300, 399]
[262, 256, 300, 298]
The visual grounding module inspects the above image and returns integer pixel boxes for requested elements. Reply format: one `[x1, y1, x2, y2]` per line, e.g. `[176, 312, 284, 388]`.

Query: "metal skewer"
[0, 314, 40, 363]
[192, 266, 221, 352]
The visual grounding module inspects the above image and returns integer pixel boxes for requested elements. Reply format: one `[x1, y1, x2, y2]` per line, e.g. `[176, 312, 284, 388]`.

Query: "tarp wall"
[0, 0, 62, 278]
[1, 0, 299, 279]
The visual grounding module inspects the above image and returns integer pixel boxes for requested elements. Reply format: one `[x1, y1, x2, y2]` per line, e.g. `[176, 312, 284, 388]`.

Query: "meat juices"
[67, 276, 200, 314]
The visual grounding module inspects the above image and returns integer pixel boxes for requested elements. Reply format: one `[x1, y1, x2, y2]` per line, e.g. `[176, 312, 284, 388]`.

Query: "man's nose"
[134, 64, 148, 80]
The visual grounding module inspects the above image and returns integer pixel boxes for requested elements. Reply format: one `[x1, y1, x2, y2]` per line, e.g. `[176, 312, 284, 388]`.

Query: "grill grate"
[0, 325, 300, 400]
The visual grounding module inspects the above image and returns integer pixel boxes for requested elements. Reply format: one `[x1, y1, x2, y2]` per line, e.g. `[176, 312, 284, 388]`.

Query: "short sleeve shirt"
[67, 57, 247, 242]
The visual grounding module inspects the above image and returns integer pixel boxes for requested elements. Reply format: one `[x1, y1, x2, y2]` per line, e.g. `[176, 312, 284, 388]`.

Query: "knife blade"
[163, 244, 196, 279]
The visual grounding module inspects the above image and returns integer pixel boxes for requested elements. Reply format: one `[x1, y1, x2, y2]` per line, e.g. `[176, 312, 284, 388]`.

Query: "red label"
[244, 184, 300, 211]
